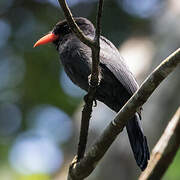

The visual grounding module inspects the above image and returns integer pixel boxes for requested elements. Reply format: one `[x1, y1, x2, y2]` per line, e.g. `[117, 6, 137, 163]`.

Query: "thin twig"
[139, 107, 180, 180]
[57, 0, 94, 48]
[57, 0, 104, 161]
[95, 0, 103, 41]
[68, 49, 180, 179]
[57, 0, 104, 179]
[77, 0, 104, 161]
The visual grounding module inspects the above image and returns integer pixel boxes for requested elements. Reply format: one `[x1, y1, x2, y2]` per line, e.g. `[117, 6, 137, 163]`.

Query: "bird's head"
[33, 17, 95, 48]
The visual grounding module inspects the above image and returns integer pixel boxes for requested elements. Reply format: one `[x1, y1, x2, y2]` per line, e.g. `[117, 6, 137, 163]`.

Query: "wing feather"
[100, 36, 139, 95]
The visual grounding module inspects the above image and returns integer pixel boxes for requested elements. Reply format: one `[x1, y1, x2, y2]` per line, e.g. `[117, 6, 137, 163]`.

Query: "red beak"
[33, 33, 59, 47]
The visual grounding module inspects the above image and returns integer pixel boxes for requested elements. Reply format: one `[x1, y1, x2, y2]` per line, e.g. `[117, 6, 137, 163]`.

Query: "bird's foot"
[88, 74, 101, 88]
[83, 94, 97, 107]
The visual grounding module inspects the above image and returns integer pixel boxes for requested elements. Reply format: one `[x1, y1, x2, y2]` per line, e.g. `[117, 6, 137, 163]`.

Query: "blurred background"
[0, 0, 180, 179]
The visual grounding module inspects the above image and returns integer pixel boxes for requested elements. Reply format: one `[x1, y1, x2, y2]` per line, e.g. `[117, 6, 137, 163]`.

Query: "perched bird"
[34, 17, 149, 170]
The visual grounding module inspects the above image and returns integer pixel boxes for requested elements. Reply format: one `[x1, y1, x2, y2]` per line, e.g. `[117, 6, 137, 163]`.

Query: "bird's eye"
[53, 27, 59, 35]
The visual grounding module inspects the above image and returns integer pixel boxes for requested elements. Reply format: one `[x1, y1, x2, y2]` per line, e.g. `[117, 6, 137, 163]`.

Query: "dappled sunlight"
[60, 70, 85, 98]
[0, 20, 11, 48]
[9, 133, 63, 174]
[0, 56, 25, 91]
[0, 103, 21, 137]
[26, 104, 73, 144]
[119, 0, 162, 18]
[119, 37, 155, 77]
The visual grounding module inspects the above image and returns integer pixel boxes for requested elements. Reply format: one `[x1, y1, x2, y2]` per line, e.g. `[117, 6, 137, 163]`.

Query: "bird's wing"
[99, 36, 139, 95]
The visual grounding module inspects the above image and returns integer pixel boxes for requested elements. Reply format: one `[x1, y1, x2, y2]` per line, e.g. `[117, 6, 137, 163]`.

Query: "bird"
[34, 17, 149, 170]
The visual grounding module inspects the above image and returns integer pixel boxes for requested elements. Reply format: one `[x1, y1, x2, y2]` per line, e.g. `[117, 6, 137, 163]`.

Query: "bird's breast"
[58, 38, 92, 91]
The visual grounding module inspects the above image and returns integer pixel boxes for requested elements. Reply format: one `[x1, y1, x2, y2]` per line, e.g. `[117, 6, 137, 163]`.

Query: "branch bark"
[77, 0, 104, 161]
[68, 48, 180, 179]
[139, 107, 180, 180]
[57, 0, 94, 48]
[57, 0, 103, 162]
[57, 0, 104, 179]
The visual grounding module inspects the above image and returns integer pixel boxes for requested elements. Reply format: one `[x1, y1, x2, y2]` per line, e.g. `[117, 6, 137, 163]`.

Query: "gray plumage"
[53, 17, 149, 170]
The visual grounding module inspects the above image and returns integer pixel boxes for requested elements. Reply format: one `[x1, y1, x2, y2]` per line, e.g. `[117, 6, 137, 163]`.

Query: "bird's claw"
[88, 74, 101, 88]
[84, 95, 97, 107]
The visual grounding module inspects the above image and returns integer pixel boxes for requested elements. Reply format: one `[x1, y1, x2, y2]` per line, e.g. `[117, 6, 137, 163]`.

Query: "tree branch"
[57, 0, 104, 179]
[77, 0, 104, 161]
[68, 48, 180, 179]
[57, 0, 94, 48]
[139, 107, 180, 180]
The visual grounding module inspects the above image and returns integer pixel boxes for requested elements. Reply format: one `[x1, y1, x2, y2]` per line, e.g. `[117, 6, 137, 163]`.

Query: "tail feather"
[126, 113, 149, 171]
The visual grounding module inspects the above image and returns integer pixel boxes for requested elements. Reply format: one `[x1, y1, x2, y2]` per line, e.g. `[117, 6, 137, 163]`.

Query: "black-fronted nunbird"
[34, 17, 149, 170]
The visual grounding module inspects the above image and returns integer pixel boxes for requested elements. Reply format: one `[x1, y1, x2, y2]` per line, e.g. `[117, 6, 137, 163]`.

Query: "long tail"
[126, 113, 150, 171]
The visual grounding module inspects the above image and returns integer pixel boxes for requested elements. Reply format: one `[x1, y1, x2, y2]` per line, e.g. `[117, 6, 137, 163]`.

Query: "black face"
[52, 17, 95, 38]
[53, 20, 71, 36]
